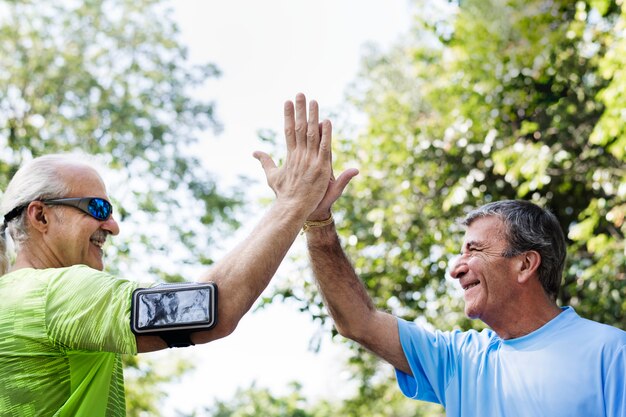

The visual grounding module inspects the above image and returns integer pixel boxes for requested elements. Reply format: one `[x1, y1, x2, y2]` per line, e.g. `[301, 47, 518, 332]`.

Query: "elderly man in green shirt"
[0, 93, 357, 416]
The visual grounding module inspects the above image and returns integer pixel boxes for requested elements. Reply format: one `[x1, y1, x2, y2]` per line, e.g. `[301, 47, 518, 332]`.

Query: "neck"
[11, 255, 40, 271]
[11, 245, 60, 271]
[487, 295, 562, 340]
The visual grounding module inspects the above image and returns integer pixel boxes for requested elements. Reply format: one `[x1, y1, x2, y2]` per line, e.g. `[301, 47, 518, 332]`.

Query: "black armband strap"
[160, 331, 195, 348]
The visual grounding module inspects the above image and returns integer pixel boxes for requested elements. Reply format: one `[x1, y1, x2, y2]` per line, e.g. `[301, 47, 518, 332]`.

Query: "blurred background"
[1, 0, 624, 416]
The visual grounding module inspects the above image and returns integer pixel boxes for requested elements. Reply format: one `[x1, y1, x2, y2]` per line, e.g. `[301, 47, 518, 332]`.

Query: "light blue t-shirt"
[396, 307, 626, 417]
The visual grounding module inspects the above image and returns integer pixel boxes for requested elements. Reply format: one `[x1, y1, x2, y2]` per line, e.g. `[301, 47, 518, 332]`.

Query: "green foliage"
[194, 383, 331, 417]
[0, 0, 243, 415]
[3, 0, 624, 415]
[272, 0, 625, 411]
[0, 0, 242, 278]
[124, 353, 194, 417]
[186, 380, 443, 417]
[342, 0, 625, 329]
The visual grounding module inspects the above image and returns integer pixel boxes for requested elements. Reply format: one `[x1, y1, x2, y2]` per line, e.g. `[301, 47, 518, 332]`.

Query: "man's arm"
[137, 94, 333, 352]
[305, 223, 411, 374]
[301, 162, 410, 374]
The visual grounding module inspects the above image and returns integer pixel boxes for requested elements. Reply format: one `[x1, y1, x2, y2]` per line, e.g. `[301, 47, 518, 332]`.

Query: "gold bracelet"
[301, 214, 334, 234]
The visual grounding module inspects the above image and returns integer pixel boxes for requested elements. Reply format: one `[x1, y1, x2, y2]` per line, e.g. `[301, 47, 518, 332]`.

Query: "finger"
[327, 168, 358, 202]
[325, 168, 359, 202]
[309, 168, 359, 219]
[253, 151, 278, 173]
[334, 168, 359, 192]
[294, 93, 307, 146]
[321, 121, 334, 168]
[307, 99, 320, 154]
[318, 119, 332, 160]
[283, 100, 296, 152]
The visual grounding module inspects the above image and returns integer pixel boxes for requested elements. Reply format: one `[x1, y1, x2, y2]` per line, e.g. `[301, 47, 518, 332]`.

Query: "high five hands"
[254, 93, 359, 222]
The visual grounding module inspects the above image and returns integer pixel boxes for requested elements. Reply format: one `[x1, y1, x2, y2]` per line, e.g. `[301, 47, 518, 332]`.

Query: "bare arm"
[305, 223, 411, 374]
[302, 162, 411, 373]
[137, 94, 333, 352]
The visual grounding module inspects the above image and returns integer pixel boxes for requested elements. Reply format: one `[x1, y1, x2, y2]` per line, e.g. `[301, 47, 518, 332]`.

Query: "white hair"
[0, 154, 97, 275]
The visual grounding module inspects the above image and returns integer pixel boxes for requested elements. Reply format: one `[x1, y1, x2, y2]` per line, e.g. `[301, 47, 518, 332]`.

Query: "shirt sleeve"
[44, 265, 140, 355]
[395, 318, 479, 406]
[394, 318, 449, 404]
[605, 345, 626, 417]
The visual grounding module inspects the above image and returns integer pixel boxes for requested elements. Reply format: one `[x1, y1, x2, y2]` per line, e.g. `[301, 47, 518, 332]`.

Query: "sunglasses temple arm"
[77, 199, 92, 214]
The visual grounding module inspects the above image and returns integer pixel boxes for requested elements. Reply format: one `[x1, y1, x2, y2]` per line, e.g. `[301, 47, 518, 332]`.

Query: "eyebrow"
[463, 240, 486, 250]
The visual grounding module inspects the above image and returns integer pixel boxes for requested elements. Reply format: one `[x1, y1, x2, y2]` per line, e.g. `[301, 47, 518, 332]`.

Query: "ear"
[25, 201, 50, 233]
[517, 250, 541, 284]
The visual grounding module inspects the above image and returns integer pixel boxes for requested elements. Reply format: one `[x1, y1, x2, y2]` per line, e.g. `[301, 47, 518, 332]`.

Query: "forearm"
[306, 223, 411, 374]
[193, 199, 308, 343]
[305, 224, 378, 340]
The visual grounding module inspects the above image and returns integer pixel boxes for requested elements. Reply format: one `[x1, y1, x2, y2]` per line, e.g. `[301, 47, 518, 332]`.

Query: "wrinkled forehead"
[462, 216, 508, 246]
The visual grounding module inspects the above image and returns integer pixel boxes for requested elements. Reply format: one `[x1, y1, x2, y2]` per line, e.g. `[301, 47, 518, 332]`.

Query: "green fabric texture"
[0, 265, 139, 417]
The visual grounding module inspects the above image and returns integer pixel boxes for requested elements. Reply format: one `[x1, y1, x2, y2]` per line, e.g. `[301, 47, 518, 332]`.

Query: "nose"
[102, 215, 120, 236]
[449, 255, 468, 280]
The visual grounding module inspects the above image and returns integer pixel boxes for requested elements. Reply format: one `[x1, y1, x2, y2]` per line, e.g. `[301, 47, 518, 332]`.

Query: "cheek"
[466, 258, 499, 295]
[467, 257, 487, 275]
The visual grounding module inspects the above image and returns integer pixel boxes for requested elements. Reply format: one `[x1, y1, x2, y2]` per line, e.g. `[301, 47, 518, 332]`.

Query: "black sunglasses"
[3, 197, 113, 227]
[42, 197, 113, 221]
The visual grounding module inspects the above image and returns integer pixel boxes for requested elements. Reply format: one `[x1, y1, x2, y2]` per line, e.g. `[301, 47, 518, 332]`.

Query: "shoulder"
[4, 265, 116, 282]
[47, 265, 125, 287]
[559, 307, 626, 351]
[1, 266, 110, 293]
[397, 318, 498, 352]
[55, 264, 115, 279]
[44, 265, 141, 305]
[565, 307, 625, 336]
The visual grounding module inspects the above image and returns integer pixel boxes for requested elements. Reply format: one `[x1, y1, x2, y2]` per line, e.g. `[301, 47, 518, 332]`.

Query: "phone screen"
[136, 287, 212, 330]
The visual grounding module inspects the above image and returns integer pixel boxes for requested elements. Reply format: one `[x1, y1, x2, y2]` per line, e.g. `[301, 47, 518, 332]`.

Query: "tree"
[273, 0, 624, 413]
[198, 382, 329, 417]
[0, 0, 242, 414]
[0, 0, 242, 276]
[124, 353, 194, 417]
[189, 381, 443, 417]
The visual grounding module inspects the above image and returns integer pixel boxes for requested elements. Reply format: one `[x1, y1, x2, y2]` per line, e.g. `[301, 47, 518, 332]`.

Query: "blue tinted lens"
[88, 198, 112, 220]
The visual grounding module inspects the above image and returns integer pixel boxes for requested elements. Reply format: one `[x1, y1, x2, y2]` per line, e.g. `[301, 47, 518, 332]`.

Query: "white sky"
[155, 1, 413, 414]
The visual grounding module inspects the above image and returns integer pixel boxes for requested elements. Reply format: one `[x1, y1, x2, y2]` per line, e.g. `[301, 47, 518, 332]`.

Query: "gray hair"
[0, 154, 93, 275]
[463, 200, 567, 300]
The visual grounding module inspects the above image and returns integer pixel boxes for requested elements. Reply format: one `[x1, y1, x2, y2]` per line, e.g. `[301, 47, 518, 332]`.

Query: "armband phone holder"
[131, 282, 217, 348]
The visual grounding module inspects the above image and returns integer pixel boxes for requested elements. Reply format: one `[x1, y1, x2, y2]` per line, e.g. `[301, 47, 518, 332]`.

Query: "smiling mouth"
[90, 238, 105, 249]
[462, 282, 480, 291]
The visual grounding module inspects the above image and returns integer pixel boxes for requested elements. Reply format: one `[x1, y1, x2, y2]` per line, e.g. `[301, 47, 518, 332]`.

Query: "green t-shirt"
[0, 265, 139, 417]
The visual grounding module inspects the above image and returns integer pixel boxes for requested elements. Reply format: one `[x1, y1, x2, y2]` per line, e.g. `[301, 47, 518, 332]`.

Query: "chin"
[464, 304, 482, 320]
[465, 310, 477, 319]
[87, 260, 105, 271]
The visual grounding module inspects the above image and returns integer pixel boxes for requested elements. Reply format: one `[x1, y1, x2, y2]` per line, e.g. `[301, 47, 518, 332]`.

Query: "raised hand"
[254, 93, 335, 218]
[307, 162, 359, 222]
